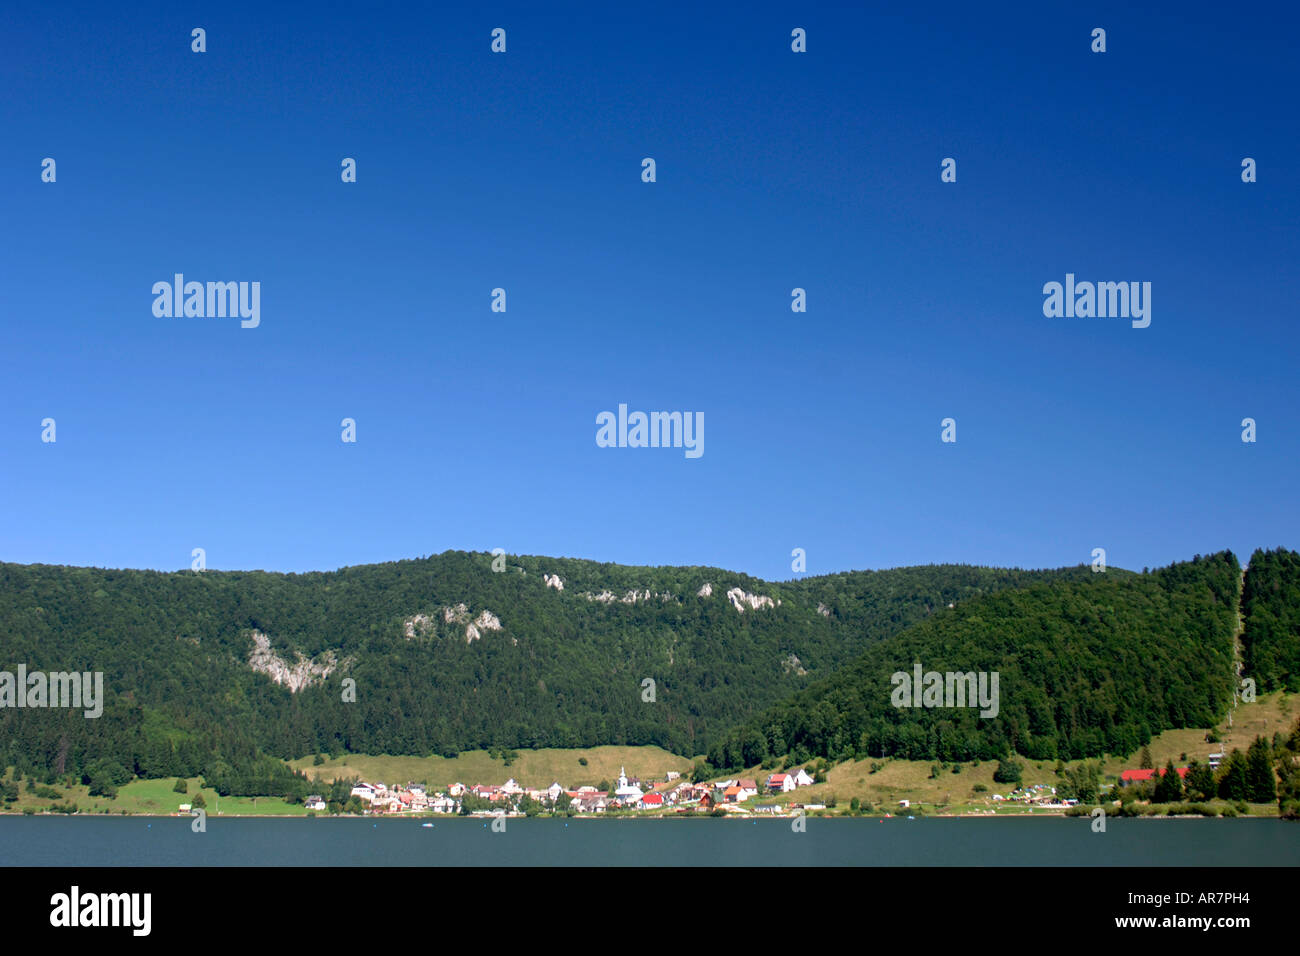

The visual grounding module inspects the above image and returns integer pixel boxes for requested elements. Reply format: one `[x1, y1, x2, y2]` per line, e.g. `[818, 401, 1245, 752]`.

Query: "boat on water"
[421, 823, 434, 828]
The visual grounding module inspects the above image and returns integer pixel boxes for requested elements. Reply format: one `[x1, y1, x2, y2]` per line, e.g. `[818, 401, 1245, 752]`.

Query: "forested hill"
[0, 552, 1088, 792]
[707, 552, 1246, 770]
[1241, 547, 1300, 693]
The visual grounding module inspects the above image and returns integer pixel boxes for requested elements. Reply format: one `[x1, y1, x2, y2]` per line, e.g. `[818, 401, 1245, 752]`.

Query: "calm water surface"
[2, 816, 1297, 866]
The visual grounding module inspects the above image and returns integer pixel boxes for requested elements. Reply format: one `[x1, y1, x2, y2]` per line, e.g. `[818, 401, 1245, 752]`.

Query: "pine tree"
[1153, 760, 1182, 803]
[1217, 749, 1250, 801]
[1245, 737, 1276, 803]
[1185, 760, 1215, 801]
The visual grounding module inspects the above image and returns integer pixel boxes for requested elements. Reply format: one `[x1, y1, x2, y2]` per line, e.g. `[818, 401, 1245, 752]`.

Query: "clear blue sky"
[2, 2, 1297, 580]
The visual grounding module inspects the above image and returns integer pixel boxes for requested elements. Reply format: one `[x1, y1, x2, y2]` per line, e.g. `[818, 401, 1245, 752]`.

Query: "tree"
[993, 759, 1022, 785]
[1152, 760, 1182, 803]
[1217, 749, 1249, 801]
[172, 778, 188, 794]
[191, 792, 206, 808]
[1139, 745, 1154, 770]
[1184, 760, 1215, 802]
[1245, 737, 1276, 803]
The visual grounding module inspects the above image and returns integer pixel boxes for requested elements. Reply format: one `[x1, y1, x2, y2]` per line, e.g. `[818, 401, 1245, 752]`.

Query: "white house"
[766, 773, 796, 793]
[791, 768, 814, 787]
[305, 795, 327, 811]
[350, 784, 376, 801]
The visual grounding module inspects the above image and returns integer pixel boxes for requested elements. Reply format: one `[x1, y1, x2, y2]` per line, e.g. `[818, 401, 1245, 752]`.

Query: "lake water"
[2, 816, 1297, 866]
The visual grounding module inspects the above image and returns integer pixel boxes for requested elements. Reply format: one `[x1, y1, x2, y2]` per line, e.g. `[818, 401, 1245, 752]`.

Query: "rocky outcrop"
[726, 587, 775, 612]
[405, 606, 503, 643]
[543, 574, 564, 591]
[697, 583, 713, 597]
[247, 630, 338, 692]
[404, 613, 433, 638]
[816, 603, 831, 617]
[584, 589, 674, 604]
[782, 653, 808, 676]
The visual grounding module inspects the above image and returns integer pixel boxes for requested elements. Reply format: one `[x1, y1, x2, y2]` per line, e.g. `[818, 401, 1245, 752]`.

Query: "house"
[767, 773, 796, 793]
[546, 782, 565, 803]
[1119, 767, 1190, 786]
[1208, 753, 1225, 770]
[791, 768, 814, 787]
[642, 793, 665, 809]
[665, 771, 681, 781]
[737, 780, 758, 799]
[350, 784, 376, 801]
[305, 795, 327, 811]
[370, 796, 402, 814]
[723, 785, 743, 803]
[430, 796, 457, 813]
[447, 782, 467, 797]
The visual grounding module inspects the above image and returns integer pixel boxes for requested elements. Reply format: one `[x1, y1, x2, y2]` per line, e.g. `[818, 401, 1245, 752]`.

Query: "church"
[613, 767, 644, 806]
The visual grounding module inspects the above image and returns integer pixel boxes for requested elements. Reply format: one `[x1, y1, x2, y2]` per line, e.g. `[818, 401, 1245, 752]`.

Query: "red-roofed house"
[767, 773, 795, 793]
[1120, 767, 1190, 786]
[642, 793, 664, 808]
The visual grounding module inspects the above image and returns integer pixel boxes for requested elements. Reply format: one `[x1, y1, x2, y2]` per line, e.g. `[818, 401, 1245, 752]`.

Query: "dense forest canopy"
[0, 551, 1085, 794]
[2, 547, 1295, 797]
[1241, 547, 1300, 693]
[707, 551, 1247, 769]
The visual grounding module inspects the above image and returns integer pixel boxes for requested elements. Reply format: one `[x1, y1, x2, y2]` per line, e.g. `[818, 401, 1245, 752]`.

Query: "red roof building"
[1120, 767, 1190, 784]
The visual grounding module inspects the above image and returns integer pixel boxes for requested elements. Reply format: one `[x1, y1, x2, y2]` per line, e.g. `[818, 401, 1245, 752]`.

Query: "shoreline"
[1, 809, 1278, 821]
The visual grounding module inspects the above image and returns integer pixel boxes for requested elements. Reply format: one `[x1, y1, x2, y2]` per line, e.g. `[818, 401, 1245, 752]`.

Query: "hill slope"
[1241, 547, 1300, 693]
[0, 552, 1085, 792]
[707, 552, 1243, 768]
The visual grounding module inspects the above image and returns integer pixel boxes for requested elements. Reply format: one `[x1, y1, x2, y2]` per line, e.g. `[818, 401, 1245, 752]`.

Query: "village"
[307, 766, 822, 817]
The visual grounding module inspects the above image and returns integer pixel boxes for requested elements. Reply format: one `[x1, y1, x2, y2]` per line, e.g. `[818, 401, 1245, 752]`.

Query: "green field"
[289, 744, 695, 791]
[0, 773, 302, 816]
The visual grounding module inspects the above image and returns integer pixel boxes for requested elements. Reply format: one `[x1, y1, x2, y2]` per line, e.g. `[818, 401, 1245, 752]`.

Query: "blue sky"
[2, 2, 1297, 580]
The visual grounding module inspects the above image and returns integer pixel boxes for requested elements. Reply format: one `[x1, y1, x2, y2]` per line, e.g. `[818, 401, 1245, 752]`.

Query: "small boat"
[420, 823, 434, 828]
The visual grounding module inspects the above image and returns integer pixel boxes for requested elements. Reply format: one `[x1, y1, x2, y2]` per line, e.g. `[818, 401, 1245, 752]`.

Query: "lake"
[2, 816, 1297, 866]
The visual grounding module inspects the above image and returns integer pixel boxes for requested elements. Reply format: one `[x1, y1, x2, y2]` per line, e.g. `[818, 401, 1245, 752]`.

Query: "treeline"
[707, 552, 1243, 769]
[1241, 547, 1300, 693]
[0, 551, 1074, 789]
